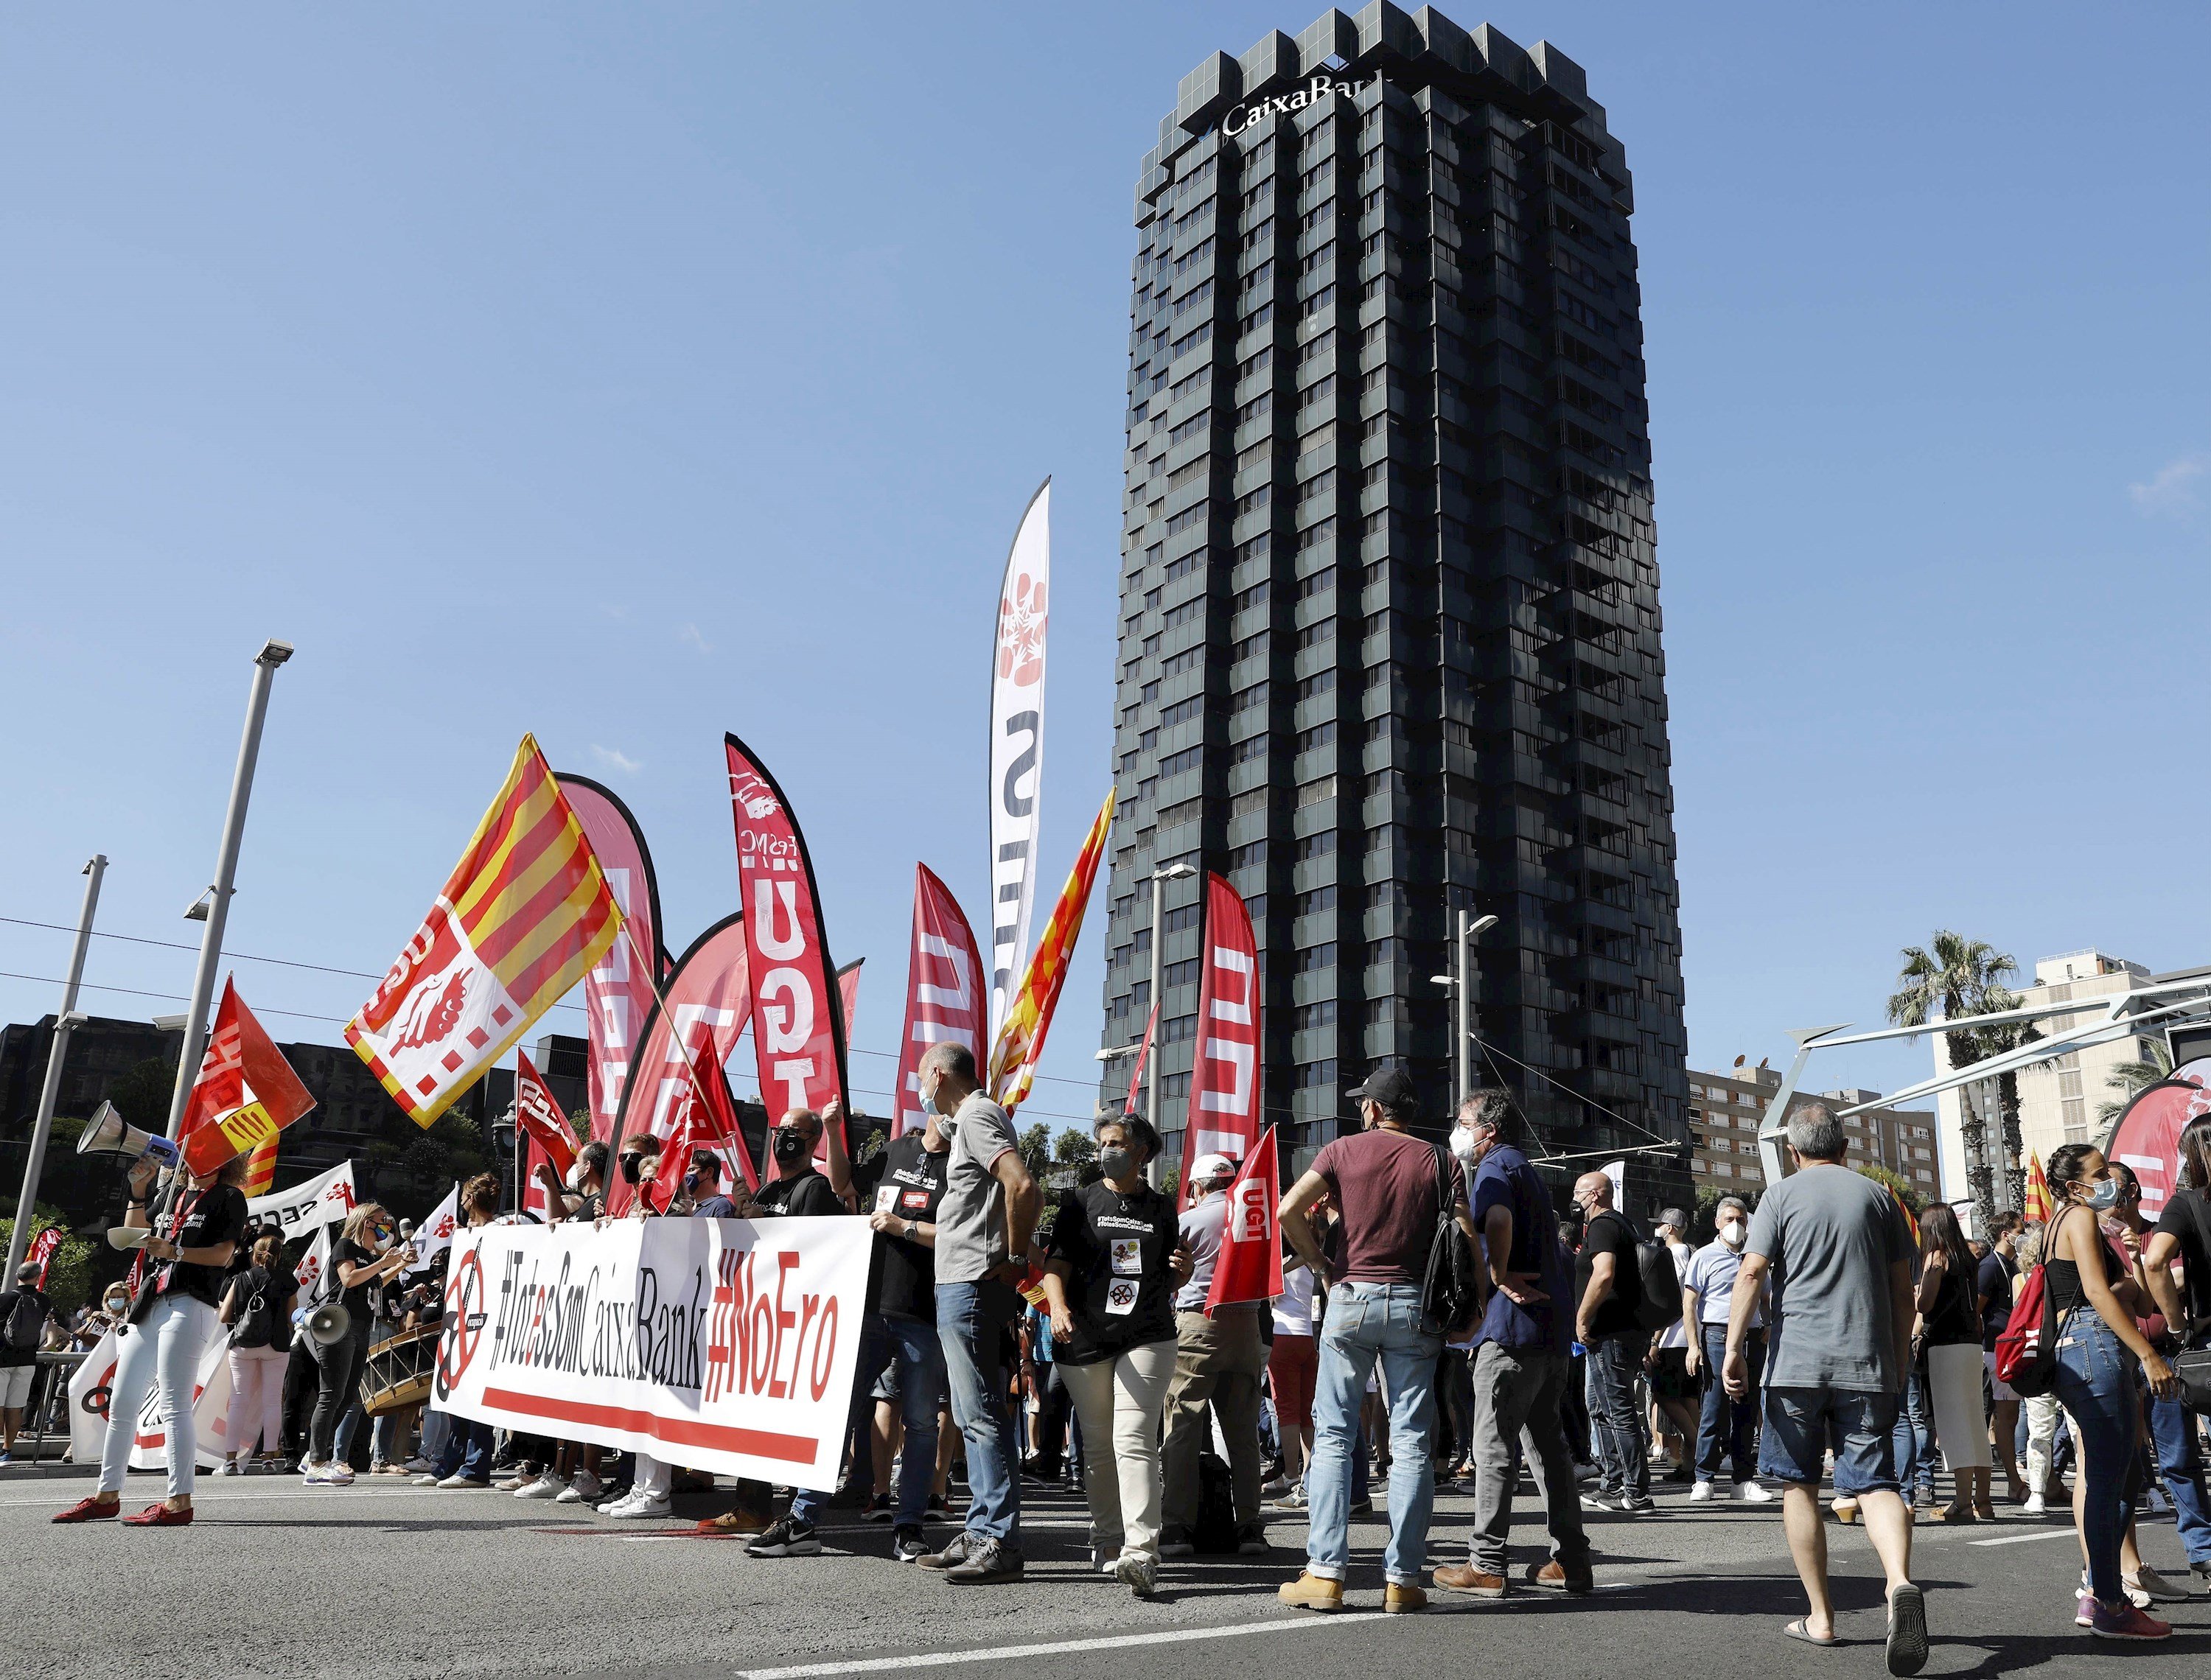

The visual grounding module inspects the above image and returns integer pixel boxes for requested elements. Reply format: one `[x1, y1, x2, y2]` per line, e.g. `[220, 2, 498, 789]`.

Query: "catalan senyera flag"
[988, 789, 1114, 1114]
[348, 735, 623, 1128]
[2023, 1152, 2053, 1225]
[241, 1132, 279, 1198]
[179, 977, 318, 1177]
[1890, 1184, 1920, 1248]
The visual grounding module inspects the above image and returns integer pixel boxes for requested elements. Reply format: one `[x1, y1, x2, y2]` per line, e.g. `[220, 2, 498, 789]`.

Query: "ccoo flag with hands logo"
[349, 735, 624, 1127]
[725, 732, 850, 1151]
[178, 976, 318, 1176]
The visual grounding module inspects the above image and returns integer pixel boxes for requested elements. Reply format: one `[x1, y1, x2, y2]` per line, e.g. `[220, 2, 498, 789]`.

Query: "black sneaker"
[943, 1537, 1024, 1583]
[1348, 1497, 1375, 1516]
[744, 1516, 822, 1558]
[860, 1493, 895, 1523]
[1235, 1520, 1272, 1556]
[1158, 1524, 1195, 1558]
[916, 1531, 974, 1571]
[893, 1525, 929, 1563]
[925, 1493, 950, 1519]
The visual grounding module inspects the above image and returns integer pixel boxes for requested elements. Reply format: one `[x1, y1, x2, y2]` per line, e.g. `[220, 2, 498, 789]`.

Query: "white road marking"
[1969, 1527, 2078, 1547]
[733, 1613, 1391, 1678]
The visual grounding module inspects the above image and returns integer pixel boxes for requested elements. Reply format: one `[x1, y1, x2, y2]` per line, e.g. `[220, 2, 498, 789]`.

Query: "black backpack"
[4, 1290, 42, 1352]
[1420, 1144, 1481, 1334]
[1191, 1449, 1240, 1554]
[231, 1268, 276, 1350]
[1633, 1233, 1683, 1334]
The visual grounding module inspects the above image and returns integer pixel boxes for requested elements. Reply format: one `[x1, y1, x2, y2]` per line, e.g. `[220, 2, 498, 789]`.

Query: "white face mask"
[1719, 1220, 1745, 1248]
[1448, 1125, 1478, 1163]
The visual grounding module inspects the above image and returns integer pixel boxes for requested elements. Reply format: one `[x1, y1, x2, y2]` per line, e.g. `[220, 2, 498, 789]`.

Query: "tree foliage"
[0, 1207, 97, 1315]
[1887, 931, 2021, 1232]
[1857, 1162, 1928, 1217]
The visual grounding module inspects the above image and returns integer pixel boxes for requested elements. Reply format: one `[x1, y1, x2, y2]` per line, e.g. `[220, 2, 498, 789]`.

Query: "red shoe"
[120, 1502, 193, 1527]
[52, 1496, 122, 1524]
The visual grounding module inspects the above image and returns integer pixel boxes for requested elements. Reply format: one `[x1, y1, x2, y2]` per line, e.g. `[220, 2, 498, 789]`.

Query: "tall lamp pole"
[4, 856, 107, 1283]
[164, 640, 294, 1139]
[1432, 912, 1500, 1113]
[1145, 861, 1197, 1186]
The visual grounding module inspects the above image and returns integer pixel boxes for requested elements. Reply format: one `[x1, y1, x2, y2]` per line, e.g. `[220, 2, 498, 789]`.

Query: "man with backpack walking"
[1571, 1170, 1656, 1514]
[1, 1261, 55, 1464]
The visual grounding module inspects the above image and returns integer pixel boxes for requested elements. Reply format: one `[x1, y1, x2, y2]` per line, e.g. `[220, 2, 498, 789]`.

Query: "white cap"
[1190, 1153, 1237, 1183]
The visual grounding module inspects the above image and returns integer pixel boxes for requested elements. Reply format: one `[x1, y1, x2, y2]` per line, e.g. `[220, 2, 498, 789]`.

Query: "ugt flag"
[515, 1049, 578, 1181]
[1204, 1126, 1284, 1315]
[348, 735, 624, 1127]
[891, 864, 982, 1138]
[178, 977, 317, 1176]
[556, 774, 666, 1146]
[1178, 874, 1262, 1205]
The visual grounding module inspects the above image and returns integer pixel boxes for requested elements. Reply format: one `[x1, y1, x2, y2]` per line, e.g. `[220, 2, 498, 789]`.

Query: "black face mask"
[619, 1155, 643, 1185]
[773, 1129, 810, 1166]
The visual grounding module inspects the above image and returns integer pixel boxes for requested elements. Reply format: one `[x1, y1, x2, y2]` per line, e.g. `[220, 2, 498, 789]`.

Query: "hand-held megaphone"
[77, 1102, 181, 1169]
[304, 1302, 352, 1347]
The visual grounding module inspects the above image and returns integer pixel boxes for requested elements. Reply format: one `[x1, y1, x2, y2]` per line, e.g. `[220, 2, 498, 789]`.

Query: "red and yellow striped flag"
[2023, 1152, 2053, 1224]
[988, 790, 1114, 1114]
[348, 735, 623, 1127]
[1890, 1185, 1920, 1247]
[241, 1130, 279, 1197]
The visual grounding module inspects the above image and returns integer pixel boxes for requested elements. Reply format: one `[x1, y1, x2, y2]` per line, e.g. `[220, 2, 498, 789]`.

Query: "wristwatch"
[903, 1219, 918, 1241]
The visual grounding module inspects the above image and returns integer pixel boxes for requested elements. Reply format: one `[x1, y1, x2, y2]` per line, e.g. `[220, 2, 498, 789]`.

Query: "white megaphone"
[303, 1302, 352, 1347]
[76, 1101, 181, 1169]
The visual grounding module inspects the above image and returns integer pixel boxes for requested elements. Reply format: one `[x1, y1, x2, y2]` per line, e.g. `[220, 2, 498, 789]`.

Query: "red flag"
[2106, 1077, 2211, 1220]
[649, 1053, 748, 1213]
[837, 959, 864, 1044]
[1123, 1003, 1158, 1116]
[726, 733, 849, 1150]
[515, 1049, 578, 1180]
[891, 865, 984, 1139]
[179, 978, 318, 1175]
[521, 1128, 557, 1221]
[240, 1131, 279, 1198]
[556, 775, 666, 1146]
[27, 1228, 60, 1289]
[1178, 875, 1262, 1207]
[608, 914, 756, 1213]
[1204, 1126, 1284, 1315]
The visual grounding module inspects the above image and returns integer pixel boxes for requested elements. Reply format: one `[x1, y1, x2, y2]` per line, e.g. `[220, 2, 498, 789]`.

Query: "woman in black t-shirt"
[1041, 1115, 1192, 1598]
[52, 1152, 249, 1527]
[303, 1201, 411, 1486]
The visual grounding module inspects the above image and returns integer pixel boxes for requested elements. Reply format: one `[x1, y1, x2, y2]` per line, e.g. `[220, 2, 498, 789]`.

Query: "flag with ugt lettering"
[178, 976, 318, 1175]
[892, 864, 982, 1139]
[1204, 1125, 1283, 1315]
[725, 732, 849, 1152]
[27, 1227, 60, 1289]
[1178, 874, 1262, 1206]
[988, 789, 1114, 1114]
[349, 735, 624, 1127]
[556, 774, 667, 1147]
[515, 1049, 578, 1182]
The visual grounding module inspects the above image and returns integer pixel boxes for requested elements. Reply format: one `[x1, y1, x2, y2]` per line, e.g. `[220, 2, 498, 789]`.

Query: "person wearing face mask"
[678, 1152, 738, 1219]
[2042, 1144, 2180, 1640]
[1435, 1090, 1592, 1601]
[750, 1108, 846, 1218]
[1041, 1114, 1190, 1597]
[1680, 1194, 1768, 1502]
[298, 1201, 411, 1488]
[1568, 1168, 1650, 1516]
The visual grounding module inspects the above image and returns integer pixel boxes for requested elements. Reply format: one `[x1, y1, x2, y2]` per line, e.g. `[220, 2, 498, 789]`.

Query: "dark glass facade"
[1097, 4, 1688, 1205]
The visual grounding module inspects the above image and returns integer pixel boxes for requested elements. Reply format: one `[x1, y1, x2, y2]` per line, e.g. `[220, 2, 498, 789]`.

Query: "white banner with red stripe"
[430, 1216, 868, 1489]
[67, 1327, 234, 1470]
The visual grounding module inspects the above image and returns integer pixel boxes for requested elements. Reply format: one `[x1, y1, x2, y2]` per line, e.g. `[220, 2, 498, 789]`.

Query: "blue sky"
[3, 3, 2207, 1139]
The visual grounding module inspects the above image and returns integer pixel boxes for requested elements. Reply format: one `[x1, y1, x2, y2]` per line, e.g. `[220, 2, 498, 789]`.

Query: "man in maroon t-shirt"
[1275, 1068, 1481, 1613]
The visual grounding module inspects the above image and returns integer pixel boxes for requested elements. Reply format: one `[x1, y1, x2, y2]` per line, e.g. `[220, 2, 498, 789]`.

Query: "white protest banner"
[433, 1215, 869, 1489]
[68, 1327, 234, 1471]
[405, 1183, 460, 1277]
[248, 1159, 357, 1235]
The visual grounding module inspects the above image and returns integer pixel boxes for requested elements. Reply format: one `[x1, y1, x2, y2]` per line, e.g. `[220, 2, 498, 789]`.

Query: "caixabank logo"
[1220, 68, 1379, 137]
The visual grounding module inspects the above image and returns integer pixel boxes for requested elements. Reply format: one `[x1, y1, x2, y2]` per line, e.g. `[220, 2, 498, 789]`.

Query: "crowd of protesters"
[34, 1049, 2211, 1665]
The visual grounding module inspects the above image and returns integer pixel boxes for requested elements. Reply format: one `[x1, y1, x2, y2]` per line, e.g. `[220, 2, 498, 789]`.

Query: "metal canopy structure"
[1752, 969, 2211, 1189]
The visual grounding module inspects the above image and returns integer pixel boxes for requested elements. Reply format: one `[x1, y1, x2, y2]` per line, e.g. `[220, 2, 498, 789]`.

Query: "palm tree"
[2098, 1039, 2173, 1124]
[1887, 932, 2020, 1234]
[1971, 984, 2039, 1211]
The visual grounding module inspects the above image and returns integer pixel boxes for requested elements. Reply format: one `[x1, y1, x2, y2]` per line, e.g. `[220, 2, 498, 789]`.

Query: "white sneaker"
[595, 1490, 635, 1515]
[216, 1459, 242, 1477]
[2129, 1567, 2192, 1604]
[2022, 1492, 2047, 1516]
[1686, 1480, 1716, 1502]
[411, 1472, 440, 1487]
[324, 1463, 355, 1486]
[608, 1491, 671, 1519]
[300, 1460, 326, 1484]
[1733, 1480, 1772, 1504]
[436, 1471, 486, 1489]
[556, 1469, 604, 1505]
[402, 1457, 436, 1475]
[515, 1472, 566, 1499]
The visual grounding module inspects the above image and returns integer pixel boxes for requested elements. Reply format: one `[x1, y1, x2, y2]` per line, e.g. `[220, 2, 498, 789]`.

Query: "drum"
[359, 1326, 439, 1416]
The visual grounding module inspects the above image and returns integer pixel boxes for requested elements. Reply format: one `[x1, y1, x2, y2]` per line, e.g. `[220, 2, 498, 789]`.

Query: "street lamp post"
[1436, 912, 1500, 1111]
[165, 640, 293, 1140]
[1145, 862, 1197, 1186]
[4, 856, 107, 1284]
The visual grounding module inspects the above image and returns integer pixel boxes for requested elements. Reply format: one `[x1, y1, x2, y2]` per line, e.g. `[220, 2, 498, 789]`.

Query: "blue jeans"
[2148, 1384, 2211, 1566]
[1307, 1282, 1441, 1586]
[1697, 1325, 1761, 1484]
[433, 1412, 495, 1481]
[1760, 1385, 1901, 1494]
[794, 1312, 945, 1527]
[1892, 1368, 1935, 1500]
[2055, 1315, 2142, 1605]
[935, 1281, 1019, 1544]
[1585, 1331, 1649, 1499]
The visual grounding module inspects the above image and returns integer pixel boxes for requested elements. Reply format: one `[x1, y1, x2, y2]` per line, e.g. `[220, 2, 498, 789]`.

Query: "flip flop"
[1784, 1620, 1840, 1648]
[1886, 1583, 1929, 1677]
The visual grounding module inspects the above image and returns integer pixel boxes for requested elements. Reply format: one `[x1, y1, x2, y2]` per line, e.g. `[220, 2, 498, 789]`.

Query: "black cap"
[1346, 1067, 1418, 1113]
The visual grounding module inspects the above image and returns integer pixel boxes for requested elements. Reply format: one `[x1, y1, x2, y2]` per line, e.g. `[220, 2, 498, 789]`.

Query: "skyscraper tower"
[1099, 4, 1686, 1210]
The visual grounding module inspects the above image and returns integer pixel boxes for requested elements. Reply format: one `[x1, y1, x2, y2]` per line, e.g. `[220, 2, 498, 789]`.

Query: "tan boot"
[1278, 1571, 1345, 1613]
[1385, 1583, 1428, 1614]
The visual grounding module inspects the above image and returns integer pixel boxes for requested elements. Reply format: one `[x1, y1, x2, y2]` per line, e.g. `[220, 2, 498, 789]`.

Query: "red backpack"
[1992, 1264, 2061, 1396]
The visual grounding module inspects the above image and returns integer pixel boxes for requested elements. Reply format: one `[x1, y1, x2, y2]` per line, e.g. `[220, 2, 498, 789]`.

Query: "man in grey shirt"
[1157, 1153, 1268, 1558]
[911, 1040, 1039, 1585]
[1725, 1103, 1924, 1673]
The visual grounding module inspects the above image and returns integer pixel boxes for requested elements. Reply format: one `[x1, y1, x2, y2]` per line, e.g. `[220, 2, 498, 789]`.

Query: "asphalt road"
[5, 1463, 2209, 1679]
